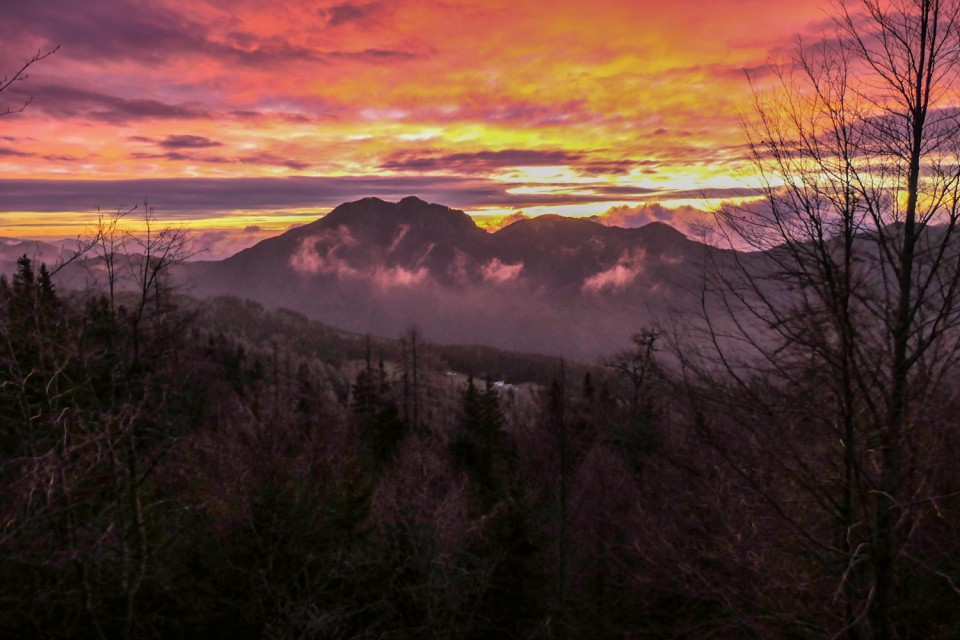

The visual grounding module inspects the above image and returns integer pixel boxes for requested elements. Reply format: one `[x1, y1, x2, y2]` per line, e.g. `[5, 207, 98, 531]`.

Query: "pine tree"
[351, 352, 406, 468]
[453, 376, 509, 513]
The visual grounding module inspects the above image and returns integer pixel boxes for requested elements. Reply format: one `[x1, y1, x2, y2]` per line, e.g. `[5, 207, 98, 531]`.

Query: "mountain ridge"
[1, 197, 703, 360]
[191, 196, 703, 360]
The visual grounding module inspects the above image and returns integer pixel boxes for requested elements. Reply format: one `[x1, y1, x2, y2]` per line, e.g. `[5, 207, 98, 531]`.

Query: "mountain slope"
[193, 197, 706, 360]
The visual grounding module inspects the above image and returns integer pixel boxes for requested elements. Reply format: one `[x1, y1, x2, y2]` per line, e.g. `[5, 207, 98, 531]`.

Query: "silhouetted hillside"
[2, 248, 958, 639]
[194, 197, 706, 360]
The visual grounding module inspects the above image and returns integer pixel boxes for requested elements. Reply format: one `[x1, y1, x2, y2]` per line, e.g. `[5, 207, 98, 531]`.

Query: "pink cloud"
[191, 228, 273, 260]
[480, 258, 523, 284]
[447, 249, 471, 284]
[594, 202, 707, 236]
[582, 250, 645, 294]
[413, 242, 436, 267]
[387, 223, 410, 253]
[290, 225, 428, 288]
[370, 265, 428, 288]
[289, 226, 359, 277]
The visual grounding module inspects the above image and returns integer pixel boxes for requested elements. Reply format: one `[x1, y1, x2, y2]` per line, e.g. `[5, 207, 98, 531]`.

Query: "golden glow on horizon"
[0, 0, 833, 240]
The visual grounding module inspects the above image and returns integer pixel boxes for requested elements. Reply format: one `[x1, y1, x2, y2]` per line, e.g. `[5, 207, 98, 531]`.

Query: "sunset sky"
[0, 0, 832, 257]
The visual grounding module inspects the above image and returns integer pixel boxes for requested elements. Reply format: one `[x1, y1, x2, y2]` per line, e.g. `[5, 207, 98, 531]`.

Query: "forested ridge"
[0, 255, 666, 639]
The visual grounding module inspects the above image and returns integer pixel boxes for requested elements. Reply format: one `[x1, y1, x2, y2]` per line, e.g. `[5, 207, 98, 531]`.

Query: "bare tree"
[604, 329, 660, 414]
[81, 201, 194, 359]
[0, 202, 195, 638]
[1, 46, 58, 117]
[687, 1, 960, 637]
[123, 200, 193, 363]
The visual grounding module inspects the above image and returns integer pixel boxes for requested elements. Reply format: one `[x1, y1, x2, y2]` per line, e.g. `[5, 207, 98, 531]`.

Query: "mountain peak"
[198, 196, 709, 360]
[636, 221, 688, 244]
[495, 213, 608, 238]
[298, 196, 477, 236]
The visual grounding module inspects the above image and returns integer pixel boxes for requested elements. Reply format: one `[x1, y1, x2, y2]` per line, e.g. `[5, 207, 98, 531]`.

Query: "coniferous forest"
[2, 240, 959, 639]
[5, 0, 960, 638]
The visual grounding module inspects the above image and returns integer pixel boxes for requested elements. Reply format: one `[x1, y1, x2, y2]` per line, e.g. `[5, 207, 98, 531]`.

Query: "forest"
[4, 0, 960, 638]
[0, 226, 958, 639]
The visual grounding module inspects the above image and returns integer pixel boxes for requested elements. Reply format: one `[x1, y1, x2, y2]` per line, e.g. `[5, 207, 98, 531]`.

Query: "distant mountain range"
[3, 197, 743, 360]
[189, 197, 715, 360]
[0, 237, 69, 271]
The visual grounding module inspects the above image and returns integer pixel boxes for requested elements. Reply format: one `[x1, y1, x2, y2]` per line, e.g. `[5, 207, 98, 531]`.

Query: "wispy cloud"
[0, 147, 34, 158]
[322, 1, 387, 28]
[0, 177, 757, 221]
[582, 250, 646, 294]
[481, 258, 523, 284]
[7, 83, 211, 124]
[592, 202, 709, 236]
[290, 225, 429, 288]
[382, 149, 585, 173]
[1, 0, 830, 236]
[159, 135, 223, 149]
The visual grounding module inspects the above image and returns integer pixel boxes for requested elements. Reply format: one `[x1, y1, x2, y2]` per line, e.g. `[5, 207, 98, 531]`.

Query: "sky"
[0, 0, 832, 258]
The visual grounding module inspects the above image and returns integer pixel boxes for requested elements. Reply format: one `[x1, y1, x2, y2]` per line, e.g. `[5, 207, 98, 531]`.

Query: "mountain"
[193, 197, 709, 361]
[0, 237, 73, 274]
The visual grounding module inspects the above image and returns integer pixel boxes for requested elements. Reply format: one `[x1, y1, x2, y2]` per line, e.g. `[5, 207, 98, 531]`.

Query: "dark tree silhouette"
[688, 0, 960, 637]
[1, 46, 58, 117]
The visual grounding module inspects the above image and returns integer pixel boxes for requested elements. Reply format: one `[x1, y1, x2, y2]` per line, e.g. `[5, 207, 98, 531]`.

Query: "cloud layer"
[1, 0, 828, 236]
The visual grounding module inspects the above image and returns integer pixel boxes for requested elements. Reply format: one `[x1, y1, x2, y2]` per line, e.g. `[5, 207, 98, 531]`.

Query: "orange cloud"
[1, 0, 830, 237]
[593, 202, 712, 237]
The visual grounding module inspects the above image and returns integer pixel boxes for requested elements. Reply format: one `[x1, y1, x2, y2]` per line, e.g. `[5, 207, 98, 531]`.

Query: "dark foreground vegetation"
[4, 0, 960, 636]
[1, 238, 958, 640]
